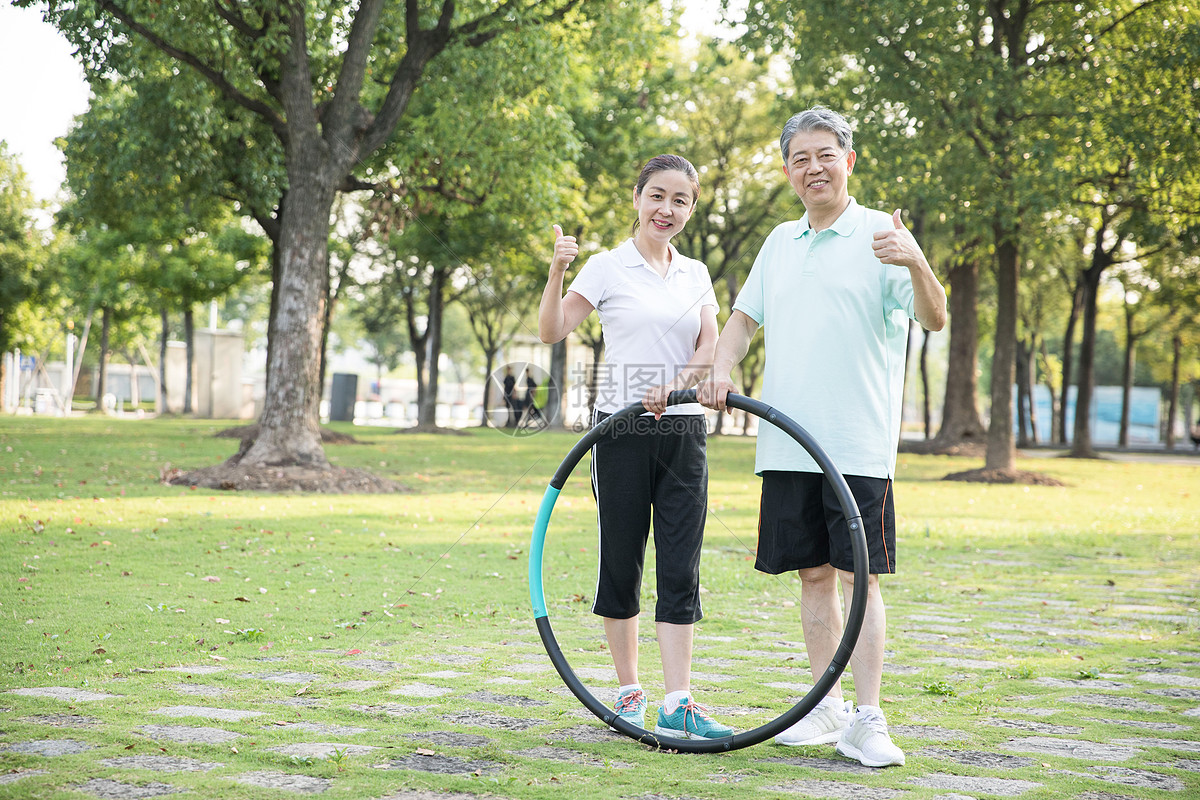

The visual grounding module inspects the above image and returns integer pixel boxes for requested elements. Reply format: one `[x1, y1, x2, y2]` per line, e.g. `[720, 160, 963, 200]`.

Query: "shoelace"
[856, 708, 889, 734]
[679, 699, 716, 726]
[615, 689, 645, 713]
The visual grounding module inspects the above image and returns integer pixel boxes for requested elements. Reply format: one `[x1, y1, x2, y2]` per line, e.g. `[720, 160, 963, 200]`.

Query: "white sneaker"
[774, 696, 851, 746]
[835, 706, 905, 767]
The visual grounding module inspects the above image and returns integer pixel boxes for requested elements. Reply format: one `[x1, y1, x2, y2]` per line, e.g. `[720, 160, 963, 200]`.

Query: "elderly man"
[698, 106, 946, 767]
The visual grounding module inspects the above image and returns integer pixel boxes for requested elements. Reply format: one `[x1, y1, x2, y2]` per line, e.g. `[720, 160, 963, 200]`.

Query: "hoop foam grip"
[528, 389, 868, 752]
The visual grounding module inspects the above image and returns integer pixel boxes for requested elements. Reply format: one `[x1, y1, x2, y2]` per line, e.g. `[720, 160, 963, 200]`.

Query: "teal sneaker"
[654, 698, 733, 739]
[612, 688, 647, 729]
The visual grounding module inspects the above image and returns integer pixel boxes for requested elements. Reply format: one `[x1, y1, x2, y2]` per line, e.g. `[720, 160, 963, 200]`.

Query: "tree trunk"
[416, 269, 446, 429]
[1070, 262, 1105, 458]
[935, 252, 986, 444]
[739, 344, 764, 436]
[548, 340, 567, 429]
[262, 237, 283, 413]
[1039, 338, 1060, 443]
[1026, 337, 1039, 445]
[183, 305, 195, 415]
[984, 236, 1018, 472]
[1016, 337, 1031, 448]
[480, 351, 495, 426]
[588, 339, 603, 418]
[238, 165, 335, 467]
[1057, 278, 1084, 444]
[921, 328, 932, 439]
[1118, 310, 1136, 448]
[318, 251, 333, 405]
[1166, 333, 1181, 450]
[97, 307, 112, 410]
[127, 350, 141, 409]
[159, 307, 169, 413]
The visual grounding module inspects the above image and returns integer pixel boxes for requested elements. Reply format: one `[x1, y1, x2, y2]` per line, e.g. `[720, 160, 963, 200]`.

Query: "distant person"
[502, 367, 517, 428]
[522, 368, 544, 426]
[537, 154, 728, 739]
[698, 106, 947, 766]
[1190, 416, 1200, 450]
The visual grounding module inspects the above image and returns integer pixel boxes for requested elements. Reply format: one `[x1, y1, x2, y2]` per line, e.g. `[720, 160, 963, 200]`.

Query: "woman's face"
[633, 169, 697, 243]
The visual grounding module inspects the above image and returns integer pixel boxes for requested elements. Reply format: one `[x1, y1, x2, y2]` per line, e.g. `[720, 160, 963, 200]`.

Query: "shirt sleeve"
[867, 210, 917, 318]
[697, 263, 720, 312]
[882, 265, 916, 317]
[565, 253, 609, 309]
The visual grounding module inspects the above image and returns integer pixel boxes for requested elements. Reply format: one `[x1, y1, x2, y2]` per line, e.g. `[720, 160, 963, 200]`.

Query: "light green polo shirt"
[733, 198, 916, 478]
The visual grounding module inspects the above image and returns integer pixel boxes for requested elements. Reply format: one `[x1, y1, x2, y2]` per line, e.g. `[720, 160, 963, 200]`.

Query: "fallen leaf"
[345, 649, 362, 656]
[202, 576, 220, 582]
[415, 748, 436, 756]
[234, 597, 249, 602]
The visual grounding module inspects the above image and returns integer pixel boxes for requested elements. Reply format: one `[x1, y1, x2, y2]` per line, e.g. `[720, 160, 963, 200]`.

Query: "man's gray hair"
[779, 106, 854, 161]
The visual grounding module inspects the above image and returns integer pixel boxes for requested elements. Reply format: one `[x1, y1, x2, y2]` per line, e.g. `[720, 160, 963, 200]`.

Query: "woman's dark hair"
[632, 154, 700, 237]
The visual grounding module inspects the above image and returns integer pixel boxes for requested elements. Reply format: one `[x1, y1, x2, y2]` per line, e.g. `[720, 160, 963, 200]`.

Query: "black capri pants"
[589, 411, 708, 625]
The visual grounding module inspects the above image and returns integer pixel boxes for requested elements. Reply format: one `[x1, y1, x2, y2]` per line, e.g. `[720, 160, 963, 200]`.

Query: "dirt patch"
[900, 439, 988, 458]
[942, 467, 1065, 486]
[392, 425, 474, 436]
[162, 462, 407, 494]
[214, 424, 360, 445]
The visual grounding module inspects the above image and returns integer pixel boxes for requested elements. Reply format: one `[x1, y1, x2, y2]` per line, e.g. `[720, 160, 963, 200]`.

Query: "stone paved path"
[2, 588, 1198, 798]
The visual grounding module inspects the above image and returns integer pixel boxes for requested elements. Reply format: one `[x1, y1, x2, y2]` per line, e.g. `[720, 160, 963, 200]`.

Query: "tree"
[26, 0, 606, 473]
[353, 13, 597, 430]
[671, 41, 794, 433]
[1016, 226, 1077, 445]
[734, 8, 985, 451]
[457, 262, 536, 426]
[0, 144, 40, 406]
[1133, 240, 1200, 448]
[741, 0, 1184, 482]
[1060, 8, 1200, 457]
[58, 76, 261, 414]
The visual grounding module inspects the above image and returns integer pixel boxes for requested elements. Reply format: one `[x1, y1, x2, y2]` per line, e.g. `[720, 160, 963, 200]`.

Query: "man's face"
[782, 129, 856, 214]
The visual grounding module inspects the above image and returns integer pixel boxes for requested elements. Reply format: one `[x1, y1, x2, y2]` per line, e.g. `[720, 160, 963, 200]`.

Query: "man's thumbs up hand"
[872, 209, 922, 269]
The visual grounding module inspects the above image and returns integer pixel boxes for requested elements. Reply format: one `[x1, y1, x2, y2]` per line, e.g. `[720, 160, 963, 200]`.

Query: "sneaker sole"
[835, 739, 905, 768]
[775, 729, 845, 746]
[653, 724, 731, 740]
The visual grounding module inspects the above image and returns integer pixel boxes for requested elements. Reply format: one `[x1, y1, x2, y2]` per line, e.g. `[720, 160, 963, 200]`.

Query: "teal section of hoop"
[529, 485, 561, 619]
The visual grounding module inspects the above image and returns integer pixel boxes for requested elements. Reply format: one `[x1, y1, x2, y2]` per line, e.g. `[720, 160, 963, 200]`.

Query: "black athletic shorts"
[756, 471, 896, 575]
[589, 411, 708, 625]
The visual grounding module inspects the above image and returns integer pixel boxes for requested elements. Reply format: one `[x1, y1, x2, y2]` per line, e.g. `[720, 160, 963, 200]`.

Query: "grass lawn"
[1, 415, 1198, 799]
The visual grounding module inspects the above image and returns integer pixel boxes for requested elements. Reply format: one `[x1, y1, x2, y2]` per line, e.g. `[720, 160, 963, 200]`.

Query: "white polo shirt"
[733, 198, 917, 478]
[568, 238, 718, 416]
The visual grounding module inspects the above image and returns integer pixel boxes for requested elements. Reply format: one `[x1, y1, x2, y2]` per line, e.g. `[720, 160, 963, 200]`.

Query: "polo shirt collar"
[616, 238, 683, 272]
[795, 197, 862, 239]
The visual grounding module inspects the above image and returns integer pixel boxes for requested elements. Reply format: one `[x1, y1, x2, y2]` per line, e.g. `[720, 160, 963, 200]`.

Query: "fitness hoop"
[528, 389, 869, 753]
